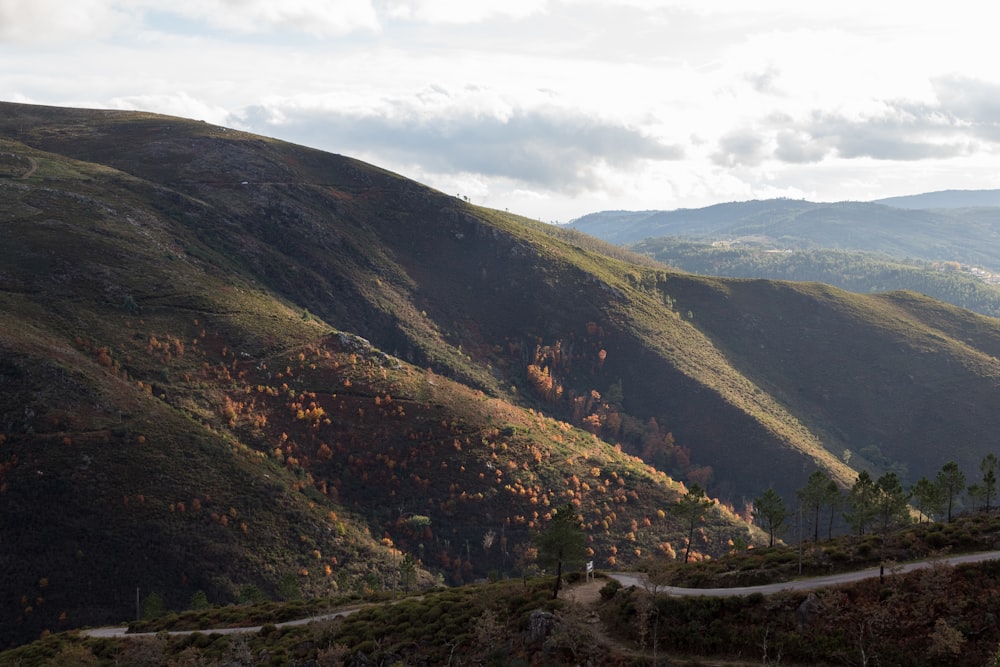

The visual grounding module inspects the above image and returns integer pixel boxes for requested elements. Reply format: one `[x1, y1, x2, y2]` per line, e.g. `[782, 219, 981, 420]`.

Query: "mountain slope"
[6, 102, 1000, 648]
[0, 103, 760, 647]
[875, 189, 1000, 209]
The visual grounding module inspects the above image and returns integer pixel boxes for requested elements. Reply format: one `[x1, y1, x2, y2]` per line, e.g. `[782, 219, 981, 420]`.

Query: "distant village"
[934, 261, 1000, 286]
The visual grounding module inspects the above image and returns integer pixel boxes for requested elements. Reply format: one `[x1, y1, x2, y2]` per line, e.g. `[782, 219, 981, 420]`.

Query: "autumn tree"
[672, 483, 713, 563]
[937, 461, 966, 522]
[536, 504, 587, 599]
[752, 488, 786, 547]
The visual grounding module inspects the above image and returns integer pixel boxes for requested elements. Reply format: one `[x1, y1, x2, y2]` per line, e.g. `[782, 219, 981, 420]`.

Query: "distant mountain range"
[568, 196, 1000, 271]
[874, 189, 1000, 209]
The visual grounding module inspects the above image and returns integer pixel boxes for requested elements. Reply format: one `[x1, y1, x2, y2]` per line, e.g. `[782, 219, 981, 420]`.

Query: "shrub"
[599, 579, 622, 600]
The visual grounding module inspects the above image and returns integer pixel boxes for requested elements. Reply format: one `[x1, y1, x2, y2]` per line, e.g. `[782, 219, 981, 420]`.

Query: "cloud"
[238, 98, 683, 192]
[0, 0, 131, 43]
[720, 75, 1000, 167]
[382, 0, 548, 23]
[155, 0, 379, 36]
[109, 92, 233, 125]
[811, 112, 971, 161]
[926, 75, 1000, 143]
[774, 129, 830, 164]
[711, 131, 767, 167]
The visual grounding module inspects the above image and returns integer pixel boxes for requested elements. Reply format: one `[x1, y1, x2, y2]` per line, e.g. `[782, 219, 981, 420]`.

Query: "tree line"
[752, 455, 999, 547]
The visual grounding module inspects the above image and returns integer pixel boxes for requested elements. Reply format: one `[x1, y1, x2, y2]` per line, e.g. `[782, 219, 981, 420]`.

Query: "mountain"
[631, 239, 1000, 318]
[568, 198, 1000, 271]
[5, 102, 1000, 648]
[0, 102, 757, 647]
[876, 189, 1000, 209]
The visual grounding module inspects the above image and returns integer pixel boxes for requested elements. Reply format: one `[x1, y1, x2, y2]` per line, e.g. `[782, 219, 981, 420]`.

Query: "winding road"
[608, 549, 1000, 596]
[80, 550, 1000, 639]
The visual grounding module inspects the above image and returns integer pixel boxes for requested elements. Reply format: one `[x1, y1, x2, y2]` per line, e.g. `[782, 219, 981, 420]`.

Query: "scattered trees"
[796, 470, 842, 542]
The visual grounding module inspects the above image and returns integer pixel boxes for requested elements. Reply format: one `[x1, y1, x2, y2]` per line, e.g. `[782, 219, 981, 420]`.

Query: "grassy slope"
[0, 102, 856, 502]
[8, 101, 1000, 647]
[0, 105, 758, 647]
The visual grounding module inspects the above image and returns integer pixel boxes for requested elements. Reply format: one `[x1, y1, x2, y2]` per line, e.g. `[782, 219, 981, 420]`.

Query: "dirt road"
[608, 549, 1000, 596]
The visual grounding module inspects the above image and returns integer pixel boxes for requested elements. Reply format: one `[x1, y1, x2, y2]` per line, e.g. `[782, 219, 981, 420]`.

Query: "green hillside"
[6, 101, 1000, 650]
[632, 239, 1000, 318]
[0, 102, 758, 647]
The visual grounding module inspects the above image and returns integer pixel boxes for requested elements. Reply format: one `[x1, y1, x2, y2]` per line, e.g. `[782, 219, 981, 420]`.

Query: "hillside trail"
[558, 578, 640, 659]
[557, 579, 756, 666]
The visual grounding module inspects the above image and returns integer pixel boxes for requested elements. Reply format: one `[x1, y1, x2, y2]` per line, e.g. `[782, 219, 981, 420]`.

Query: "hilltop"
[5, 102, 1000, 648]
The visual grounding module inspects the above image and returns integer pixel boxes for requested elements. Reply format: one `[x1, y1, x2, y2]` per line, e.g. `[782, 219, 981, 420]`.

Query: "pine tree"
[536, 504, 587, 599]
[937, 461, 966, 522]
[981, 454, 998, 511]
[673, 483, 714, 563]
[845, 471, 877, 535]
[752, 488, 786, 547]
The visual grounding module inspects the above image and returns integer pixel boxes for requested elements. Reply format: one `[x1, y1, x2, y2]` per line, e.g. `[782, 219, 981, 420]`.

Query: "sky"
[2, 0, 999, 222]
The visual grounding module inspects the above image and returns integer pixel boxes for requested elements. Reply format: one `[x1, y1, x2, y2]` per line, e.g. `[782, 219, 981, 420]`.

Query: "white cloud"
[0, 0, 132, 43]
[382, 0, 549, 23]
[152, 0, 380, 36]
[108, 92, 233, 125]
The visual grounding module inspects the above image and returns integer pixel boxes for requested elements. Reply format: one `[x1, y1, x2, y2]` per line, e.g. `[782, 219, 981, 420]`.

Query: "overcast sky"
[2, 1, 998, 221]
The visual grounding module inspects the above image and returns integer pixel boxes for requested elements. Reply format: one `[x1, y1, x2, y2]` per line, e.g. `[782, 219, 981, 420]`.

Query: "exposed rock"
[529, 608, 558, 643]
[796, 592, 823, 632]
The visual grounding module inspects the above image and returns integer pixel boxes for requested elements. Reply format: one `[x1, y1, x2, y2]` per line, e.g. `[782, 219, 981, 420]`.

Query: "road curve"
[80, 606, 363, 639]
[609, 549, 1000, 597]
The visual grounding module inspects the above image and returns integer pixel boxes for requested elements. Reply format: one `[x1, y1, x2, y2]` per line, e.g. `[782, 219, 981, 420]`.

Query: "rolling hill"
[630, 239, 1000, 318]
[5, 101, 1000, 648]
[568, 198, 1000, 271]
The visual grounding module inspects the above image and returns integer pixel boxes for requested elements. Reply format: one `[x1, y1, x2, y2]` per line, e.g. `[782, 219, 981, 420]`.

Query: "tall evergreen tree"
[752, 488, 787, 547]
[911, 476, 944, 522]
[797, 470, 832, 542]
[874, 472, 910, 532]
[672, 483, 714, 563]
[981, 454, 998, 511]
[825, 479, 842, 539]
[845, 471, 877, 535]
[535, 504, 587, 599]
[937, 461, 966, 522]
